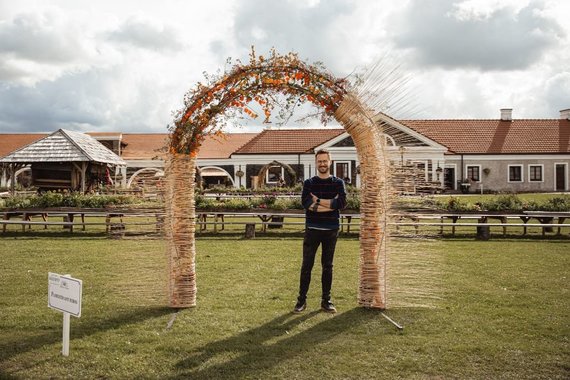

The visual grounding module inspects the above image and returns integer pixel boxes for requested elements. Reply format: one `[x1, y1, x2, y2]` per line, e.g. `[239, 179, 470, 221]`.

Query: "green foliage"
[438, 196, 480, 212]
[248, 197, 265, 208]
[195, 194, 215, 210]
[201, 185, 302, 195]
[270, 197, 299, 211]
[222, 198, 253, 210]
[346, 192, 360, 210]
[1, 192, 135, 209]
[480, 194, 523, 212]
[261, 194, 277, 206]
[5, 191, 569, 213]
[435, 194, 570, 212]
[541, 195, 570, 211]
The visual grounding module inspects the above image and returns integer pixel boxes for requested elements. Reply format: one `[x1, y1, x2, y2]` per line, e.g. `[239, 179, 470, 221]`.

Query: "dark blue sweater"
[302, 176, 347, 230]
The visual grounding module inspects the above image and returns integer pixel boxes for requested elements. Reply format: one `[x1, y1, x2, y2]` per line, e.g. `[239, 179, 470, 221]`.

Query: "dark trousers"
[298, 228, 339, 301]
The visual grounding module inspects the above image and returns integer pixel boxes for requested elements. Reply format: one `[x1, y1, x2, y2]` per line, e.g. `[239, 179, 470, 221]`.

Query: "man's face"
[316, 154, 331, 175]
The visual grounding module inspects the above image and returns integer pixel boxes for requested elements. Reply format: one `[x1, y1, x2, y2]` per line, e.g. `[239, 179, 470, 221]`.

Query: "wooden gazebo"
[0, 129, 126, 194]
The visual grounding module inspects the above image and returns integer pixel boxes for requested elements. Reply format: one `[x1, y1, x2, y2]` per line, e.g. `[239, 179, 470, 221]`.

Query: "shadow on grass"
[172, 307, 393, 379]
[0, 306, 172, 363]
[0, 231, 108, 239]
[194, 231, 360, 240]
[436, 234, 570, 241]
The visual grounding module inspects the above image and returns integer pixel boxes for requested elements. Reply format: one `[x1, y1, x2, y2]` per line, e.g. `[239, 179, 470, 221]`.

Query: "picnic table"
[195, 211, 361, 233]
[436, 212, 570, 236]
[1, 210, 124, 233]
[522, 211, 570, 235]
[2, 211, 48, 232]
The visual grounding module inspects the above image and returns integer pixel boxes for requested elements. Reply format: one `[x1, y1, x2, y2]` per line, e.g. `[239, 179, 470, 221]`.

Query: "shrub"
[270, 198, 299, 211]
[223, 198, 252, 210]
[261, 194, 277, 207]
[3, 195, 36, 209]
[541, 195, 570, 211]
[481, 194, 523, 212]
[346, 193, 360, 210]
[1, 192, 135, 209]
[438, 197, 469, 212]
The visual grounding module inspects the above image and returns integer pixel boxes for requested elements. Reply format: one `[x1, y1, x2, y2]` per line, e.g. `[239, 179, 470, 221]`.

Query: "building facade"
[1, 109, 569, 193]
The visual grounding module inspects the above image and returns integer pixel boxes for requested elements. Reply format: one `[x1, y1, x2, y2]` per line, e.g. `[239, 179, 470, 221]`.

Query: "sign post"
[48, 273, 82, 356]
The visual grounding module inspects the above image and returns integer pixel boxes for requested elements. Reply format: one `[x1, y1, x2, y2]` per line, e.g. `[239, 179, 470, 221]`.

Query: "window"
[266, 166, 283, 183]
[335, 161, 350, 180]
[508, 165, 523, 182]
[466, 165, 480, 182]
[529, 165, 543, 182]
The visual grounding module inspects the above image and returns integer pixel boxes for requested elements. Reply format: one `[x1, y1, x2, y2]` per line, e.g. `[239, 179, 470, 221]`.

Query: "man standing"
[294, 149, 347, 313]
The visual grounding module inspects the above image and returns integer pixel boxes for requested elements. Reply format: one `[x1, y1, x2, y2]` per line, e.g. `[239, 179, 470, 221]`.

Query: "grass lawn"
[0, 233, 568, 379]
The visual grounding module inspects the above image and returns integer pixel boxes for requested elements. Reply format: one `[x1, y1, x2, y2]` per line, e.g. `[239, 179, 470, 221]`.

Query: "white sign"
[48, 272, 82, 318]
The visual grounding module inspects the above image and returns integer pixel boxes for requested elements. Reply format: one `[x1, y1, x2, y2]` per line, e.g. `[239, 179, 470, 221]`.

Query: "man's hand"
[310, 201, 334, 212]
[310, 193, 319, 203]
[310, 193, 337, 209]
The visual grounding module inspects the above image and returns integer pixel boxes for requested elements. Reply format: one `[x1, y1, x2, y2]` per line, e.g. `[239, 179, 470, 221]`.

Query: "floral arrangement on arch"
[169, 47, 349, 156]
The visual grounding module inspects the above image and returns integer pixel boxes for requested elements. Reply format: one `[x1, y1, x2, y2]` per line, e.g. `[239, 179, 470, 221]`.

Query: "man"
[294, 149, 347, 314]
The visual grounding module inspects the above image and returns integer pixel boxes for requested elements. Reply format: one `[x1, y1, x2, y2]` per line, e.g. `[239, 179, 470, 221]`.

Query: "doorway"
[444, 167, 455, 190]
[555, 164, 567, 191]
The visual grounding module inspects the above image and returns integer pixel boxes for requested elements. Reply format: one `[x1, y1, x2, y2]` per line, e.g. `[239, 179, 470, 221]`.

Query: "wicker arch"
[165, 51, 390, 310]
[127, 168, 165, 188]
[197, 166, 235, 187]
[257, 160, 297, 187]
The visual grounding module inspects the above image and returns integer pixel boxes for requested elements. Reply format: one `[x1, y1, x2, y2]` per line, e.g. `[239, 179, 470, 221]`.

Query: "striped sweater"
[302, 175, 347, 230]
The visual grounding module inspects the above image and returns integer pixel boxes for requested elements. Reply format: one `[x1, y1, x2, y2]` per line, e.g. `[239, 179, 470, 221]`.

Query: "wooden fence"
[2, 209, 569, 238]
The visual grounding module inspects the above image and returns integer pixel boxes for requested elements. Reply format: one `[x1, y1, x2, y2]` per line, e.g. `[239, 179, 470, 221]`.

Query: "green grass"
[0, 234, 568, 379]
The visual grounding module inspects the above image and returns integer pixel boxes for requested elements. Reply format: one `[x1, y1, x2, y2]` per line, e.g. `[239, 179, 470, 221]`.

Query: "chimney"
[500, 108, 512, 121]
[560, 108, 570, 120]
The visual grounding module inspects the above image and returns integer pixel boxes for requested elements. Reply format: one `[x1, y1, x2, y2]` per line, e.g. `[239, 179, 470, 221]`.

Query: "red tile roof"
[1, 120, 567, 160]
[117, 133, 258, 159]
[200, 133, 257, 158]
[120, 134, 169, 160]
[235, 128, 345, 154]
[400, 119, 570, 154]
[0, 134, 48, 157]
[1, 133, 258, 161]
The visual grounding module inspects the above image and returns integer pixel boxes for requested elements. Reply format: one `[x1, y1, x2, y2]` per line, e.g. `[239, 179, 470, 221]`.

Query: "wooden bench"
[2, 211, 48, 233]
[1, 210, 125, 234]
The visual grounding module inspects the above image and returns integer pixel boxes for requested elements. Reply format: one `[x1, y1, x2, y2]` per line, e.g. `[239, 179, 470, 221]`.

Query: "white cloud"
[0, 0, 568, 134]
[107, 16, 185, 52]
[391, 0, 565, 71]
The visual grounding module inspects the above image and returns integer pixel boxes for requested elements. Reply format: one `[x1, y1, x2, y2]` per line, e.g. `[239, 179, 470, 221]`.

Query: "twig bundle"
[164, 154, 197, 307]
[335, 94, 391, 309]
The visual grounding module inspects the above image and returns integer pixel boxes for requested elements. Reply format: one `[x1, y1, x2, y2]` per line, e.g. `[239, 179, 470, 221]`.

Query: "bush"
[438, 197, 479, 212]
[481, 194, 523, 212]
[541, 195, 570, 211]
[435, 194, 570, 213]
[1, 192, 135, 209]
[222, 198, 253, 211]
[346, 193, 360, 210]
[271, 198, 300, 211]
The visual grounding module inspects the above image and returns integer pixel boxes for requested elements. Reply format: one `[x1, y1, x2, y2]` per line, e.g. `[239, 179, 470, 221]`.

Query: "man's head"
[315, 149, 332, 176]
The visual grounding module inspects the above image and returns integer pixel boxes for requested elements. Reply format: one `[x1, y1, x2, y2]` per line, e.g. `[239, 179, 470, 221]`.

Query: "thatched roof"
[0, 129, 126, 166]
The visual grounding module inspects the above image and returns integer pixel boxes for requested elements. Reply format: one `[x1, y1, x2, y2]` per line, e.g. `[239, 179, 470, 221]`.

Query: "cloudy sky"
[0, 0, 568, 133]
